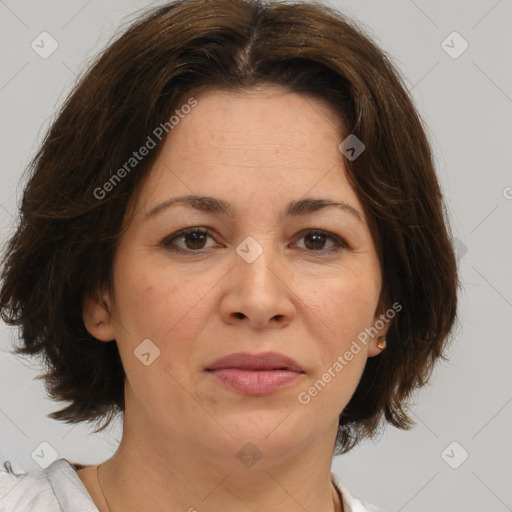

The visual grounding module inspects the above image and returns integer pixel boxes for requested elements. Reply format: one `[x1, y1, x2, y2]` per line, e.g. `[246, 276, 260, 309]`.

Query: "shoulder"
[0, 459, 98, 512]
[331, 472, 386, 512]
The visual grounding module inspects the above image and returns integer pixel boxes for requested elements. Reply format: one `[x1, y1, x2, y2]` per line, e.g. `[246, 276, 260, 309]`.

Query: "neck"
[98, 407, 342, 512]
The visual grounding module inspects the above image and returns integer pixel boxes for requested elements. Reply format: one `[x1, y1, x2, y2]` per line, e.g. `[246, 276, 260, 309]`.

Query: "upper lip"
[206, 351, 304, 373]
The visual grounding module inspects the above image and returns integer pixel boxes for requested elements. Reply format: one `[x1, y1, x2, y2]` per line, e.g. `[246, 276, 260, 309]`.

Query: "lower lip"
[207, 369, 303, 395]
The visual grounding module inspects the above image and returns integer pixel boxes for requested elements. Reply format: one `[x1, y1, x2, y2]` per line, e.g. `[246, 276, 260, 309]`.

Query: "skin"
[80, 84, 390, 512]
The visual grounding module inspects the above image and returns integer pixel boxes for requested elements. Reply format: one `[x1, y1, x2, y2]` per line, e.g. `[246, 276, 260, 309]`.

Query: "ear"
[366, 299, 393, 358]
[82, 289, 116, 342]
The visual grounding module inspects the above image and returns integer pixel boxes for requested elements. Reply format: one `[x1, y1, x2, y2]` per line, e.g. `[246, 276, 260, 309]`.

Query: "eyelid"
[161, 227, 216, 249]
[161, 227, 349, 254]
[291, 229, 349, 255]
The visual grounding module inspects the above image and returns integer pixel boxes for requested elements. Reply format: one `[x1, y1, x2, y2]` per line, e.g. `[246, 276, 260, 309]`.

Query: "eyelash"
[161, 227, 348, 255]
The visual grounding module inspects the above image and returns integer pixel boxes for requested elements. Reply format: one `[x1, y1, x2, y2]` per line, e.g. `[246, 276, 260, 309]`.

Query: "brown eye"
[294, 230, 346, 254]
[304, 232, 328, 251]
[163, 228, 214, 252]
[162, 228, 346, 255]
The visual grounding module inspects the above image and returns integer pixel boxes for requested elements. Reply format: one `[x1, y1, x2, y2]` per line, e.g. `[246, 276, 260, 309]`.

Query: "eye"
[162, 228, 217, 252]
[161, 227, 347, 255]
[292, 229, 347, 254]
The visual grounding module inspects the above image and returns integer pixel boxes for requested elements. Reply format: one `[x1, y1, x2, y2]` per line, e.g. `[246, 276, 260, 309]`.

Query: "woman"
[0, 0, 458, 511]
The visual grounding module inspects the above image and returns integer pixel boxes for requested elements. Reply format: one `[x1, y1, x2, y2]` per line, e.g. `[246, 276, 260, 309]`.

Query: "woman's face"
[86, 85, 387, 461]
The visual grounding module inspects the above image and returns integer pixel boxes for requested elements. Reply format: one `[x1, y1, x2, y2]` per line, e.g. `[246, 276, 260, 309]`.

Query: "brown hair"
[0, 0, 458, 454]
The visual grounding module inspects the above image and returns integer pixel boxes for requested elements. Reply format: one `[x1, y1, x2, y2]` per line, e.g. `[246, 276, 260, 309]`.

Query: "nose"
[219, 240, 296, 329]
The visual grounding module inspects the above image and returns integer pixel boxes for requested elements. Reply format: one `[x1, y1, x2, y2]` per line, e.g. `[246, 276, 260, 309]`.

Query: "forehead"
[177, 84, 344, 149]
[130, 85, 364, 221]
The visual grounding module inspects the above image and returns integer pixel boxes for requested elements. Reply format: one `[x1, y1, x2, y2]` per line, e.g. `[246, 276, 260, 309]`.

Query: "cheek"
[111, 258, 223, 390]
[297, 277, 375, 414]
[339, 281, 379, 335]
[113, 254, 198, 337]
[301, 270, 380, 344]
[110, 262, 208, 422]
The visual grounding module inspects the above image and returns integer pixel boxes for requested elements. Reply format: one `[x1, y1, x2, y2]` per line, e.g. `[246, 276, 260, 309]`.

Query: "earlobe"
[367, 301, 392, 357]
[368, 335, 388, 357]
[82, 291, 116, 342]
[376, 337, 386, 350]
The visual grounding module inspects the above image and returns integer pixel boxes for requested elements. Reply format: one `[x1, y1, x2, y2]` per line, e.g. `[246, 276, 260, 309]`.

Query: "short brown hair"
[0, 0, 458, 454]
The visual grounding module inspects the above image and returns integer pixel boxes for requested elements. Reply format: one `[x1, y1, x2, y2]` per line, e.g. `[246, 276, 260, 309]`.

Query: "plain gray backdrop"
[1, 1, 511, 511]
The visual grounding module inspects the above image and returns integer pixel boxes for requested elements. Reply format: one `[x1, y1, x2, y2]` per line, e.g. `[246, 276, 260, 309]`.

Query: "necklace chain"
[96, 464, 113, 512]
[96, 464, 341, 512]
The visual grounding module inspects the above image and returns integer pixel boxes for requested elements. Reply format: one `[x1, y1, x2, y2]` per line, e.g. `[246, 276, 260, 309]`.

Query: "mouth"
[205, 351, 305, 395]
[205, 351, 304, 372]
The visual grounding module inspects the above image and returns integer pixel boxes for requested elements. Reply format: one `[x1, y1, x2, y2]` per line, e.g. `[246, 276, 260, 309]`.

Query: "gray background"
[1, 1, 511, 511]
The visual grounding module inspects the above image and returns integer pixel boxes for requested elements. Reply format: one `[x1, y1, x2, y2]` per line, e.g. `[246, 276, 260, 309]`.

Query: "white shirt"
[0, 459, 384, 512]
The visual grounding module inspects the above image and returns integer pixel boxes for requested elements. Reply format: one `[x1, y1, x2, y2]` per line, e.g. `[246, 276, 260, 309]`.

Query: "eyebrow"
[145, 194, 363, 223]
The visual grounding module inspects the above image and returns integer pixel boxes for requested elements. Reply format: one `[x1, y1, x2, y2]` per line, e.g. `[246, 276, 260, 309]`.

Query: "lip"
[205, 351, 305, 395]
[206, 351, 304, 372]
